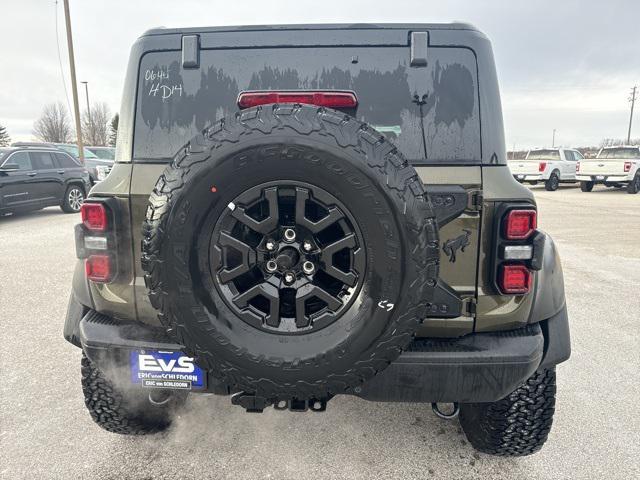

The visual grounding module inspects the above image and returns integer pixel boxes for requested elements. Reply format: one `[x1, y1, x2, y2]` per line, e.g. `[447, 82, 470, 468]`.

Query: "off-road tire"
[580, 181, 594, 192]
[544, 172, 560, 191]
[81, 353, 185, 435]
[142, 104, 439, 400]
[459, 368, 556, 456]
[61, 185, 85, 213]
[627, 173, 640, 194]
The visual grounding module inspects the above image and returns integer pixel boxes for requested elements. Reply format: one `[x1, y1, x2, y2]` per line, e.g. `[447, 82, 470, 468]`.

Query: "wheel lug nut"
[283, 271, 296, 284]
[283, 228, 296, 242]
[265, 240, 276, 251]
[302, 261, 315, 275]
[302, 241, 313, 252]
[266, 260, 278, 273]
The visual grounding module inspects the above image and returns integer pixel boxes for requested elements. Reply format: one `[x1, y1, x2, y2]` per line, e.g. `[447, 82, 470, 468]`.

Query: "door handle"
[27, 172, 37, 177]
[57, 169, 65, 174]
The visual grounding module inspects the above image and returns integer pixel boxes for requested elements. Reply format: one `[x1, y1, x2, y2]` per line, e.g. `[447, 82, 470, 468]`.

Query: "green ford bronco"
[64, 23, 570, 456]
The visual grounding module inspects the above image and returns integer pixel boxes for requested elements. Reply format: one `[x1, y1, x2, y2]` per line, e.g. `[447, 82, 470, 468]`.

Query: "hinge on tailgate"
[467, 190, 483, 211]
[462, 297, 477, 317]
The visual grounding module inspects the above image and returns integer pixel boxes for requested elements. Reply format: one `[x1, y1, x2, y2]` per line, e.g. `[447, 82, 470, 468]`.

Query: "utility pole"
[81, 81, 91, 144]
[62, 0, 84, 163]
[628, 86, 637, 144]
[552, 129, 556, 147]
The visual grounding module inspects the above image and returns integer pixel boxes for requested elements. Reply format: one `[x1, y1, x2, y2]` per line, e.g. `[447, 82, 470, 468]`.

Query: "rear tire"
[459, 368, 556, 456]
[61, 185, 85, 213]
[544, 172, 560, 191]
[580, 181, 594, 192]
[627, 173, 640, 194]
[81, 353, 186, 435]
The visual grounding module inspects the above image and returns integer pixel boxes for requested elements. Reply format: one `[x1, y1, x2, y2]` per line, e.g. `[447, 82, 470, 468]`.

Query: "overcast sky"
[1, 0, 638, 149]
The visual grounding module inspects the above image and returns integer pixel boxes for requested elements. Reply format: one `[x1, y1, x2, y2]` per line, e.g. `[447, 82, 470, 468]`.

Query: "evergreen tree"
[108, 113, 119, 147]
[0, 124, 10, 146]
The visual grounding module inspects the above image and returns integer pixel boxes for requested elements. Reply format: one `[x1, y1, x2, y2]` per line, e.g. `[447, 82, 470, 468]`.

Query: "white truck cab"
[508, 148, 582, 191]
[576, 145, 640, 194]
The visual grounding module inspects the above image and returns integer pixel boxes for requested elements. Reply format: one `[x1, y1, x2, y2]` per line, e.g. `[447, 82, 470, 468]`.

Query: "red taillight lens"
[624, 162, 632, 173]
[576, 161, 580, 172]
[81, 203, 107, 231]
[237, 90, 358, 109]
[504, 209, 537, 240]
[85, 255, 111, 282]
[499, 264, 532, 294]
[538, 162, 547, 172]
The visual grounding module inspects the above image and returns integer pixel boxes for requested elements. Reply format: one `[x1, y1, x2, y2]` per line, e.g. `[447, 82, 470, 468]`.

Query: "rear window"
[55, 152, 81, 168]
[526, 150, 560, 160]
[597, 147, 639, 159]
[134, 46, 481, 164]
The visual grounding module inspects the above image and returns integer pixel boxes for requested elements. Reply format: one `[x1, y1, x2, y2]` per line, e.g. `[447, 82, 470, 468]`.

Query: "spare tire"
[142, 104, 439, 400]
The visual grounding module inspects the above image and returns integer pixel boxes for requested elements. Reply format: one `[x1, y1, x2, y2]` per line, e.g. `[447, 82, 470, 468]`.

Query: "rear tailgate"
[508, 160, 541, 175]
[579, 159, 628, 176]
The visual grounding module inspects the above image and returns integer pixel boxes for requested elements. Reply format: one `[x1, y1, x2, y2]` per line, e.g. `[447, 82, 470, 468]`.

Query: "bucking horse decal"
[442, 229, 471, 263]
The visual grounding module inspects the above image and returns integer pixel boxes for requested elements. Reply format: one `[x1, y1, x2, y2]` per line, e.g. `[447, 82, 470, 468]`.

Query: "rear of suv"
[0, 145, 90, 215]
[63, 23, 570, 457]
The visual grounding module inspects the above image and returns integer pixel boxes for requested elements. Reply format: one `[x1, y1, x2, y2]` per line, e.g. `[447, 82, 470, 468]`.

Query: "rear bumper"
[68, 298, 570, 404]
[576, 174, 632, 183]
[513, 173, 546, 182]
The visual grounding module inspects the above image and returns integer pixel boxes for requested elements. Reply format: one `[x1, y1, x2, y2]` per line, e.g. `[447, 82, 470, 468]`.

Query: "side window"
[54, 152, 81, 169]
[30, 152, 56, 170]
[573, 151, 584, 160]
[563, 151, 574, 161]
[4, 151, 33, 170]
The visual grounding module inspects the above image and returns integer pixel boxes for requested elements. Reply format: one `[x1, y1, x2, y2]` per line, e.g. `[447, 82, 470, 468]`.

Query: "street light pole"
[62, 0, 84, 163]
[628, 86, 637, 144]
[552, 129, 556, 147]
[81, 81, 91, 144]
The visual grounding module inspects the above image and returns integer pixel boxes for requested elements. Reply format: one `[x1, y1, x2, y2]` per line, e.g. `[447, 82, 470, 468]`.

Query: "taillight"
[504, 209, 537, 240]
[624, 162, 632, 173]
[538, 162, 547, 172]
[576, 161, 580, 172]
[499, 264, 532, 294]
[237, 90, 358, 109]
[85, 254, 111, 282]
[81, 203, 107, 231]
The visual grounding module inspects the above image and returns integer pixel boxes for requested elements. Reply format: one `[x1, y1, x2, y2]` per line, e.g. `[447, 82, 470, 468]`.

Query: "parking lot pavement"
[1, 186, 638, 480]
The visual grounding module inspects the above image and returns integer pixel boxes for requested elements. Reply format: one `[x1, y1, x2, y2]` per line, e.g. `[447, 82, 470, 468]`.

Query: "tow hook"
[431, 402, 459, 420]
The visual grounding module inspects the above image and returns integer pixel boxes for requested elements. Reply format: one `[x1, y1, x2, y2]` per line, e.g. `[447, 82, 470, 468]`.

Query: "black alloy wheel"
[210, 181, 365, 334]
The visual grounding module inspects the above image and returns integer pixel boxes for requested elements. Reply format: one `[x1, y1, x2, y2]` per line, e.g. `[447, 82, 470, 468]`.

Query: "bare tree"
[33, 103, 73, 143]
[82, 102, 111, 146]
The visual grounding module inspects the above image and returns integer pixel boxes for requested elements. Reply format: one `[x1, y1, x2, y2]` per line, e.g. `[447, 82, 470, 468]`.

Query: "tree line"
[0, 102, 119, 148]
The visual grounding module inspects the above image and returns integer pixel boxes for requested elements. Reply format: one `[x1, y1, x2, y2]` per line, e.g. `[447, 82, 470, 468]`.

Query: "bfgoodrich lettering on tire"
[142, 104, 440, 400]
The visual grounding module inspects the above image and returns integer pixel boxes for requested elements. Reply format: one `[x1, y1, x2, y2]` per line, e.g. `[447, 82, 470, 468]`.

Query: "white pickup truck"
[576, 146, 640, 194]
[508, 148, 582, 191]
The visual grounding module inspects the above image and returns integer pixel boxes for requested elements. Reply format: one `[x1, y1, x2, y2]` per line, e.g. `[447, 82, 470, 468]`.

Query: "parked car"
[55, 144, 113, 184]
[0, 145, 91, 215]
[576, 145, 640, 193]
[85, 146, 115, 160]
[508, 148, 582, 191]
[64, 23, 570, 457]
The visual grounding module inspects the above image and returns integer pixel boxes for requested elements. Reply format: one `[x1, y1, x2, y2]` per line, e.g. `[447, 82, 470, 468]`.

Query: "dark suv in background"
[0, 145, 91, 215]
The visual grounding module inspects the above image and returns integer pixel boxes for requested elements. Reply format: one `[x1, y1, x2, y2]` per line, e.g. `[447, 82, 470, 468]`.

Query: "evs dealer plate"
[130, 350, 205, 390]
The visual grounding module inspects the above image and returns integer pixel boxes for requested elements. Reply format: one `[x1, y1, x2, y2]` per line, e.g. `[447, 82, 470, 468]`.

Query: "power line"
[54, 0, 72, 116]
